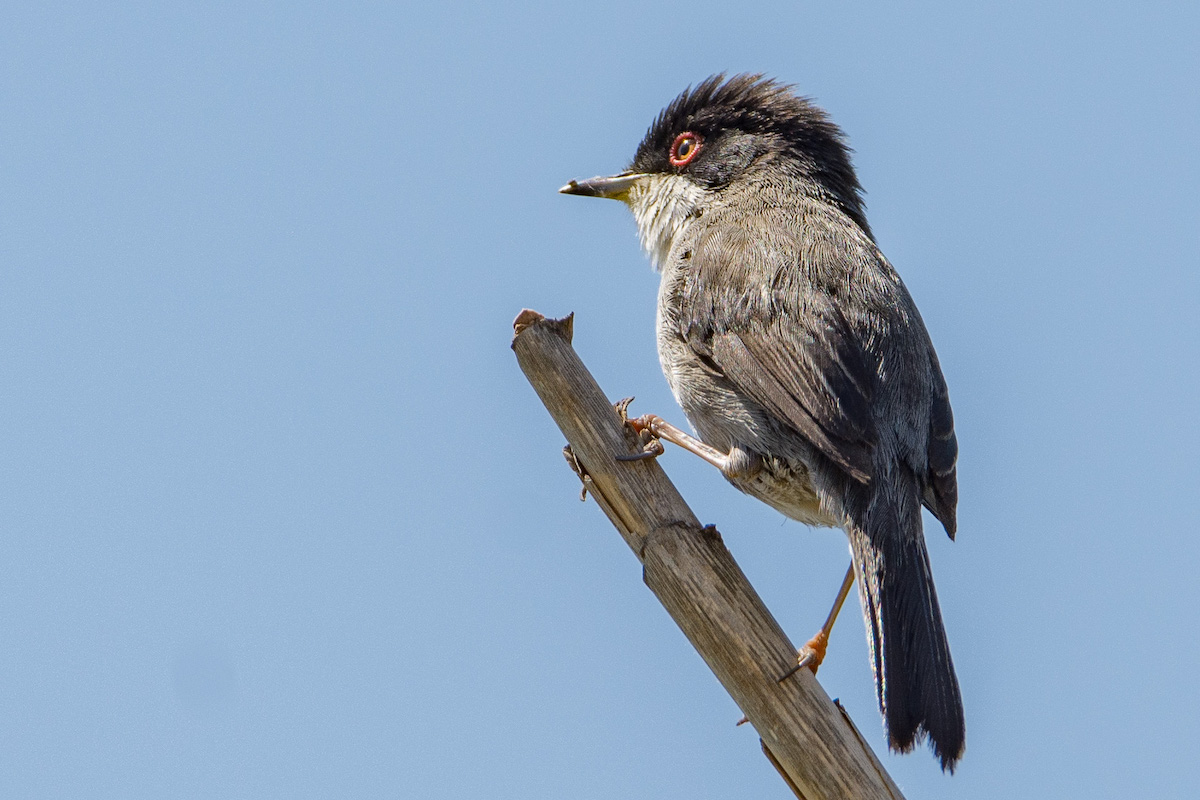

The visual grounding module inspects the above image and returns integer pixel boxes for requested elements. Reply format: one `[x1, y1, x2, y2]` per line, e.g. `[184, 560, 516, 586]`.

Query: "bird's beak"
[559, 172, 648, 202]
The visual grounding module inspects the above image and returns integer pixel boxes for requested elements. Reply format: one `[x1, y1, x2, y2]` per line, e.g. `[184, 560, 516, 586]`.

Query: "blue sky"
[2, 2, 1198, 798]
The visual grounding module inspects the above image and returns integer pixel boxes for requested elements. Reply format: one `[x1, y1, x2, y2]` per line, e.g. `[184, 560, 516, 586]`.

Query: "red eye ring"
[669, 131, 703, 167]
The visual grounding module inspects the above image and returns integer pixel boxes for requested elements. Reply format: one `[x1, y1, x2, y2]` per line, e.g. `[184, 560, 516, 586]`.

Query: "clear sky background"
[2, 2, 1198, 798]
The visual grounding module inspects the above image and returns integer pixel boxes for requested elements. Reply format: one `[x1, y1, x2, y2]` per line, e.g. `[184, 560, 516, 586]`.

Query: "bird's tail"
[845, 468, 965, 771]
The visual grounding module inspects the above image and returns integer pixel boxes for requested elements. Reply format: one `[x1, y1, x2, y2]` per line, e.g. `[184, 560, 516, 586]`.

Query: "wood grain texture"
[512, 310, 905, 800]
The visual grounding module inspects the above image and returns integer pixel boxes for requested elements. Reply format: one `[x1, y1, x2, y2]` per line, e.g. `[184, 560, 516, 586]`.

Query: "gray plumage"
[563, 74, 964, 770]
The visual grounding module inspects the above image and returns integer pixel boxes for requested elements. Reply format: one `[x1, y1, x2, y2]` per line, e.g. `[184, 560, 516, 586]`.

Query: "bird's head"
[561, 74, 870, 270]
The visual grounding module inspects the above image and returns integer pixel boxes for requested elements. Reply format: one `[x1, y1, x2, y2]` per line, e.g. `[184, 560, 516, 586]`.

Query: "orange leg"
[779, 562, 856, 681]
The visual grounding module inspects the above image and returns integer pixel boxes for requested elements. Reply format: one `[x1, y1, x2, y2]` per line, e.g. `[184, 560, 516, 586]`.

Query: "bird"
[560, 74, 965, 771]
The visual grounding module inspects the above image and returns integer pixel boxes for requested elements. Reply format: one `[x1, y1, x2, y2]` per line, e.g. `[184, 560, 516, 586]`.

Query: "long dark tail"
[846, 469, 965, 771]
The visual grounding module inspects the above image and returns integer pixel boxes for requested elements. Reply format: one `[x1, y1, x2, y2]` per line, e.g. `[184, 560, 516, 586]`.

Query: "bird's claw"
[795, 647, 821, 673]
[613, 396, 636, 423]
[614, 399, 665, 462]
[616, 438, 664, 462]
[625, 412, 664, 436]
[778, 632, 829, 682]
[562, 445, 591, 502]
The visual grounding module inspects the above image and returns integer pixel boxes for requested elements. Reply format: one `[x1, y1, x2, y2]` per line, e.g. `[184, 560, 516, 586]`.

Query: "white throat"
[627, 174, 707, 271]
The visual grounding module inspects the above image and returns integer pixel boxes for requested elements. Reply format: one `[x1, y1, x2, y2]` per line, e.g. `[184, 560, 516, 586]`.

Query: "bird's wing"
[924, 346, 959, 536]
[679, 222, 879, 484]
[709, 310, 876, 482]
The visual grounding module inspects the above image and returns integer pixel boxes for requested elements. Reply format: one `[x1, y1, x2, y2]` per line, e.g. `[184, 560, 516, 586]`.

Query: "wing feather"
[705, 302, 876, 482]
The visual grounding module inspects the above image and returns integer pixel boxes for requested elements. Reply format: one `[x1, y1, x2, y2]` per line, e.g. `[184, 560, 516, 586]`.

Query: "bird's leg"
[779, 562, 856, 681]
[622, 414, 726, 467]
[619, 413, 761, 479]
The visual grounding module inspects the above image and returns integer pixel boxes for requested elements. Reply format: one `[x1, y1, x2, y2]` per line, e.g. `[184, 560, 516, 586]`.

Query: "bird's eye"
[669, 132, 703, 167]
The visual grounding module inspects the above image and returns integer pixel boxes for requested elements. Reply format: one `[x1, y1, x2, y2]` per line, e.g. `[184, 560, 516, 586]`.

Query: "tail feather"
[847, 468, 965, 771]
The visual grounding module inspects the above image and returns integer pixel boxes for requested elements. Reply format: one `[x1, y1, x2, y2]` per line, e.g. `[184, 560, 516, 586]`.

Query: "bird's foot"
[624, 412, 662, 436]
[613, 396, 636, 424]
[797, 630, 829, 673]
[613, 402, 732, 473]
[614, 399, 666, 462]
[779, 631, 829, 682]
[562, 445, 591, 502]
[616, 438, 664, 462]
[777, 563, 854, 682]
